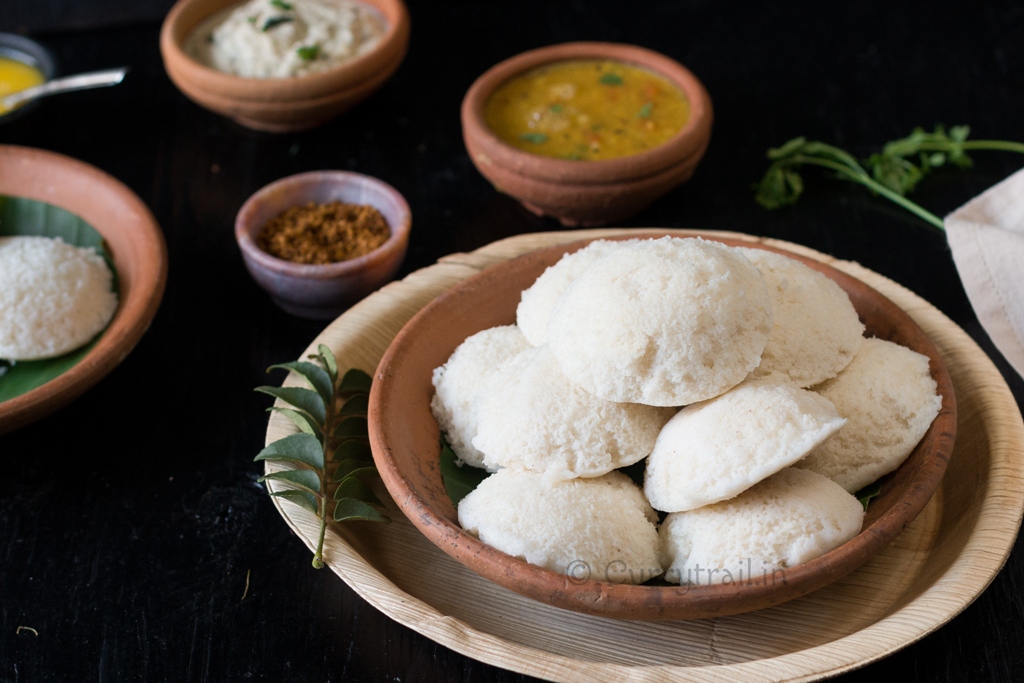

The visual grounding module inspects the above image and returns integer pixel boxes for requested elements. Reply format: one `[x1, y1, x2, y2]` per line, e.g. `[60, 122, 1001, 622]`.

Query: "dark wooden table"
[2, 1, 1023, 680]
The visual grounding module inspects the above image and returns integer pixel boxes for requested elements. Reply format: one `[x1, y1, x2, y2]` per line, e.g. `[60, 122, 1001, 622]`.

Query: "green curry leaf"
[257, 354, 387, 568]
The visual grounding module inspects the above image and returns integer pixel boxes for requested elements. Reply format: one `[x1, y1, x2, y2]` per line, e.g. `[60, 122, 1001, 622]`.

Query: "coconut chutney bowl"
[159, 0, 410, 132]
[461, 43, 713, 226]
[367, 232, 957, 621]
[235, 170, 411, 319]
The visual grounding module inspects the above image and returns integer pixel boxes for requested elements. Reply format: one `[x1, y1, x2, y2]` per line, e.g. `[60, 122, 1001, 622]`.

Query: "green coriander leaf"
[335, 476, 382, 506]
[259, 469, 322, 494]
[268, 406, 323, 441]
[334, 458, 377, 482]
[868, 153, 924, 195]
[800, 141, 863, 170]
[549, 104, 563, 113]
[333, 416, 368, 441]
[256, 386, 326, 425]
[599, 72, 623, 86]
[856, 481, 883, 512]
[637, 102, 653, 119]
[334, 439, 372, 461]
[339, 368, 372, 394]
[297, 45, 321, 61]
[766, 136, 808, 160]
[519, 133, 548, 144]
[339, 393, 368, 417]
[271, 0, 293, 9]
[268, 361, 333, 406]
[271, 490, 318, 514]
[262, 15, 293, 31]
[334, 498, 388, 523]
[754, 165, 803, 209]
[255, 432, 325, 469]
[246, 16, 256, 24]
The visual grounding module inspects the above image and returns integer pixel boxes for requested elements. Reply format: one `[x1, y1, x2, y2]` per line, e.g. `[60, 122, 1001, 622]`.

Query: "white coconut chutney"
[185, 0, 386, 79]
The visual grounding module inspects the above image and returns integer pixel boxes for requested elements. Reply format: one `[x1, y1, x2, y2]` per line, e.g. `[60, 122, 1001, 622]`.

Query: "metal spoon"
[1, 67, 128, 112]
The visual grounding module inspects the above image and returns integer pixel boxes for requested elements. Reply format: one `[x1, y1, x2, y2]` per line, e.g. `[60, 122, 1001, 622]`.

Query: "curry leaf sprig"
[755, 126, 1024, 231]
[255, 346, 387, 569]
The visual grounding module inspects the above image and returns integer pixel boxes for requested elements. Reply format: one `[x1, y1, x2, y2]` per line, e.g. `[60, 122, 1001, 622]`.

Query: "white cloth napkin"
[945, 167, 1024, 379]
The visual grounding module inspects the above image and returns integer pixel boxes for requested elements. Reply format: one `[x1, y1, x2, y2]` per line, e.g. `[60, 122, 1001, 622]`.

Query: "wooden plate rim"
[264, 228, 1024, 682]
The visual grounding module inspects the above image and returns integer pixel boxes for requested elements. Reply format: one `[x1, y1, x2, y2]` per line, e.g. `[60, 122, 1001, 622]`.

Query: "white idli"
[472, 345, 674, 481]
[660, 468, 864, 586]
[740, 248, 864, 387]
[459, 469, 663, 584]
[516, 239, 629, 346]
[547, 237, 773, 406]
[0, 236, 118, 361]
[797, 338, 942, 493]
[644, 377, 846, 512]
[430, 325, 530, 469]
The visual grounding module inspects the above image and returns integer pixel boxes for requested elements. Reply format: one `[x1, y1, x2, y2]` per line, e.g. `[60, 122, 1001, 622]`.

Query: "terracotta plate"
[0, 145, 168, 434]
[368, 232, 957, 621]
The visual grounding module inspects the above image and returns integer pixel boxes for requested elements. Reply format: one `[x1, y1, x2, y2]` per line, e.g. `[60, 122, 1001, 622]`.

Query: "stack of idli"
[430, 236, 942, 587]
[0, 236, 118, 362]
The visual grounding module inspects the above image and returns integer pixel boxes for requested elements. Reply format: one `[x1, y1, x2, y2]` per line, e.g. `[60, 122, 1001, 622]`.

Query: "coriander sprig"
[255, 346, 387, 569]
[755, 137, 946, 229]
[755, 126, 1024, 231]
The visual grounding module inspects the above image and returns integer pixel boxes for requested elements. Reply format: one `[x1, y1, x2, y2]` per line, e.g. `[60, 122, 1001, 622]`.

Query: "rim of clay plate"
[0, 145, 168, 435]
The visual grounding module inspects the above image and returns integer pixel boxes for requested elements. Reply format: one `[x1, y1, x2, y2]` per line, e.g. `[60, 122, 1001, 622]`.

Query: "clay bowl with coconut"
[461, 43, 713, 226]
[160, 0, 410, 132]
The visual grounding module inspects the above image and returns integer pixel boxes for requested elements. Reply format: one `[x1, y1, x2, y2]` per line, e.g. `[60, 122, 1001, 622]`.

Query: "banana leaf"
[0, 195, 117, 403]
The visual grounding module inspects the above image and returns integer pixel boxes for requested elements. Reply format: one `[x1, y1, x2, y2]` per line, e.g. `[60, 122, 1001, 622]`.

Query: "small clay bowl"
[368, 232, 957, 621]
[461, 43, 713, 226]
[235, 170, 411, 319]
[160, 0, 410, 132]
[0, 145, 168, 434]
[0, 33, 57, 125]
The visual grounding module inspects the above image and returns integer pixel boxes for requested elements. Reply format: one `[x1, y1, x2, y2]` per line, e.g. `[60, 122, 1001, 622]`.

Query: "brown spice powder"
[257, 201, 391, 265]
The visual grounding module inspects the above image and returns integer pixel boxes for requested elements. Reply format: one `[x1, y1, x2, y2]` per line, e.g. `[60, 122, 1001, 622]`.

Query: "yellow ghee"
[0, 57, 45, 115]
[484, 59, 690, 161]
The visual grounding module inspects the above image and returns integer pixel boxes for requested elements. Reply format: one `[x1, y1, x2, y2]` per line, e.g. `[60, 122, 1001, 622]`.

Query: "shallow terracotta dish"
[235, 170, 411, 319]
[368, 232, 957, 621]
[461, 43, 713, 226]
[0, 145, 168, 435]
[159, 0, 410, 132]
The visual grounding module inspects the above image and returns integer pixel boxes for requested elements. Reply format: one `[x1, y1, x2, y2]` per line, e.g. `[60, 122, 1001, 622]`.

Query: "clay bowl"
[368, 232, 957, 621]
[0, 145, 168, 435]
[461, 43, 713, 226]
[0, 33, 57, 125]
[160, 0, 410, 132]
[235, 170, 411, 319]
